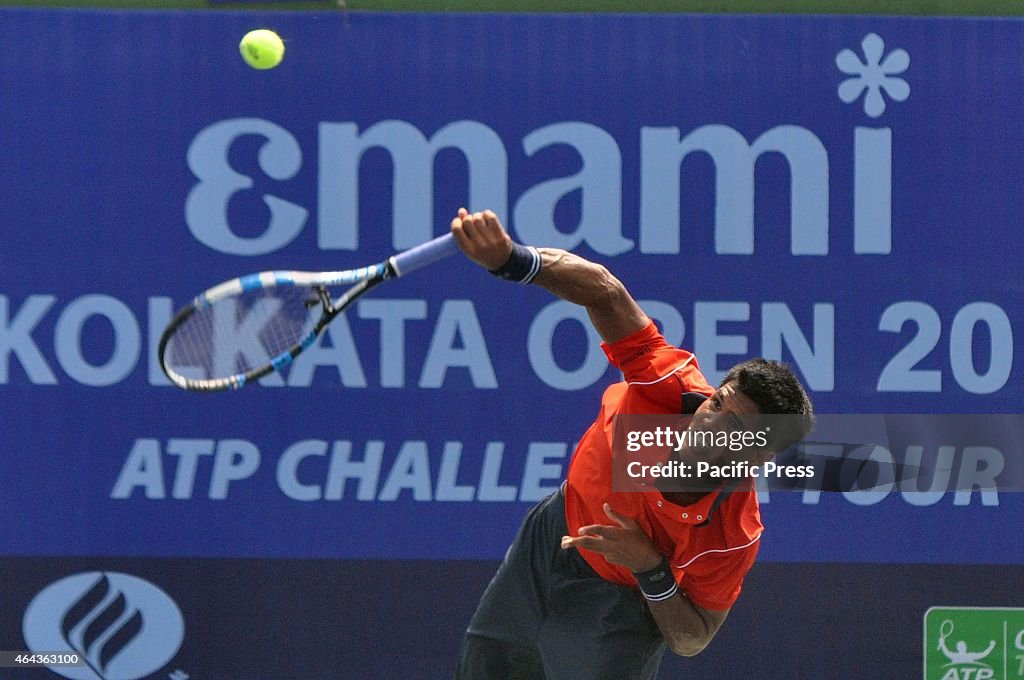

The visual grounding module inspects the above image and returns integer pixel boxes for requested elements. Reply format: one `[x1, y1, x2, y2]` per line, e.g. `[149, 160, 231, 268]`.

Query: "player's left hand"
[561, 503, 664, 573]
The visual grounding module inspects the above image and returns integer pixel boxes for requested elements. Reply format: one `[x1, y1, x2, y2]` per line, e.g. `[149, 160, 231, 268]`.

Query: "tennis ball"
[239, 29, 285, 70]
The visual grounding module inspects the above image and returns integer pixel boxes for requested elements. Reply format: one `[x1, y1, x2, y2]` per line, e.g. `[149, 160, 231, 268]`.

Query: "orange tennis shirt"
[563, 321, 763, 612]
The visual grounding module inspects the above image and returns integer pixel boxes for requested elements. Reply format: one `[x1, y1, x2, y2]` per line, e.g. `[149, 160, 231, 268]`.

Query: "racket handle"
[390, 233, 459, 276]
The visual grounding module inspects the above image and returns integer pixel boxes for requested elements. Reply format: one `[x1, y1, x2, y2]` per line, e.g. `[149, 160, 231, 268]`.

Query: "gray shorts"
[455, 485, 666, 680]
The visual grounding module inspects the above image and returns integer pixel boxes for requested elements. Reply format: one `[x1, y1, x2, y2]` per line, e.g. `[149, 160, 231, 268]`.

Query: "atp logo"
[924, 607, 1024, 680]
[23, 572, 185, 680]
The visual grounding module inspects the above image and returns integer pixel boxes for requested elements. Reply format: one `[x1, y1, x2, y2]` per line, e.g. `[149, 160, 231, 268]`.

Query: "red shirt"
[563, 321, 763, 612]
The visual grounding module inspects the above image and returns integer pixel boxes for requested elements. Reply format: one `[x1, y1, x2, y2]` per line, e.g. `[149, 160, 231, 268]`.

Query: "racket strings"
[164, 287, 322, 380]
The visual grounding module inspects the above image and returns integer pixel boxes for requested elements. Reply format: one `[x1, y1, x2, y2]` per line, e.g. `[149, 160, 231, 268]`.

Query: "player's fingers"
[577, 523, 614, 538]
[451, 219, 472, 249]
[603, 503, 635, 529]
[481, 210, 502, 234]
[562, 535, 605, 552]
[480, 211, 507, 246]
[459, 213, 479, 240]
[473, 212, 488, 229]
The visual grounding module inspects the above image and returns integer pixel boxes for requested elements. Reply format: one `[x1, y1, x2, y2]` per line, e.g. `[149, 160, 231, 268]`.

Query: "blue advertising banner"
[0, 557, 1018, 679]
[1, 9, 1022, 568]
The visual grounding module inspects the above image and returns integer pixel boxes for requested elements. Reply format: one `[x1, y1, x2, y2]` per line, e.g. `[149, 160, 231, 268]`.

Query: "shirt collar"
[649, 477, 745, 527]
[649, 488, 719, 526]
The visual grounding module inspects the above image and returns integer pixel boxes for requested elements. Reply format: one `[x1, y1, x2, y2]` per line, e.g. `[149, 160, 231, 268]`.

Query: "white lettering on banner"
[854, 127, 892, 254]
[794, 443, 1001, 507]
[0, 295, 502, 389]
[318, 120, 508, 251]
[112, 439, 261, 500]
[877, 301, 1014, 394]
[840, 445, 896, 506]
[286, 315, 368, 387]
[357, 299, 427, 387]
[478, 442, 517, 501]
[948, 303, 1014, 394]
[436, 442, 476, 501]
[0, 294, 57, 384]
[111, 439, 166, 499]
[694, 302, 749, 386]
[167, 439, 216, 499]
[526, 301, 607, 391]
[53, 295, 140, 387]
[520, 443, 569, 502]
[209, 439, 261, 499]
[378, 441, 434, 500]
[186, 118, 891, 257]
[2, 294, 1011, 395]
[690, 301, 834, 390]
[419, 300, 497, 389]
[276, 440, 389, 501]
[211, 297, 287, 385]
[954, 447, 1003, 507]
[148, 297, 174, 387]
[278, 440, 331, 501]
[290, 298, 497, 389]
[186, 118, 307, 256]
[900, 446, 955, 507]
[761, 303, 835, 391]
[112, 438, 999, 506]
[274, 439, 566, 502]
[513, 123, 630, 254]
[640, 125, 829, 255]
[325, 440, 386, 500]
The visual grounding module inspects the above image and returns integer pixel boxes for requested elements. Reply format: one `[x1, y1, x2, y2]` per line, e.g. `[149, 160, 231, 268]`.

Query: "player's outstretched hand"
[561, 503, 664, 573]
[451, 208, 514, 272]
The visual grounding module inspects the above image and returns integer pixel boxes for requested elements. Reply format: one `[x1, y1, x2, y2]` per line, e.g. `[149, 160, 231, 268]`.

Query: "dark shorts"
[455, 485, 666, 680]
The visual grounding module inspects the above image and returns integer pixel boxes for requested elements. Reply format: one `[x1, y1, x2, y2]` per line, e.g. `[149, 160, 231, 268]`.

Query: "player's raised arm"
[450, 208, 648, 344]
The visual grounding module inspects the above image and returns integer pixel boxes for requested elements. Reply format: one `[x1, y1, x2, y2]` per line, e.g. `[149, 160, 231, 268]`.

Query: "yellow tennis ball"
[239, 29, 285, 70]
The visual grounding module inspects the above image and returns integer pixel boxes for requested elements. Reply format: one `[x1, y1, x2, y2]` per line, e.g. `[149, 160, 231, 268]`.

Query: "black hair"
[721, 358, 814, 452]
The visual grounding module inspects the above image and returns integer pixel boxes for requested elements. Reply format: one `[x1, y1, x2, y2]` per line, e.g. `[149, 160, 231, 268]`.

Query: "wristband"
[489, 243, 541, 284]
[634, 558, 678, 602]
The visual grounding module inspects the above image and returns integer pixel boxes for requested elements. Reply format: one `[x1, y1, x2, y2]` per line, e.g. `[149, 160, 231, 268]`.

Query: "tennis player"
[450, 209, 814, 680]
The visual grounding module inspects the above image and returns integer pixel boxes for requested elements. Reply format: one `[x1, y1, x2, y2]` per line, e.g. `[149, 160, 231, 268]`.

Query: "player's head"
[719, 358, 815, 455]
[674, 359, 813, 476]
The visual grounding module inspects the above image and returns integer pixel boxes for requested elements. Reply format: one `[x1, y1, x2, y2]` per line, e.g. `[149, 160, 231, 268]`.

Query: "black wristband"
[634, 558, 678, 602]
[489, 242, 541, 284]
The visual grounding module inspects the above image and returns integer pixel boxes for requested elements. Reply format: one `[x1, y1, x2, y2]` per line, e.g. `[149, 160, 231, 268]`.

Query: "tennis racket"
[158, 233, 458, 391]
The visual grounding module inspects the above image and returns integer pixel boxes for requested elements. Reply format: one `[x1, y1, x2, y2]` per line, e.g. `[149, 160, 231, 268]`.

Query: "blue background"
[0, 9, 1021, 678]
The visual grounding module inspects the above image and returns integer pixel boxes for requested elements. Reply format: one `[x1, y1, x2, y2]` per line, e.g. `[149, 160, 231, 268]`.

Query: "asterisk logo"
[836, 33, 910, 118]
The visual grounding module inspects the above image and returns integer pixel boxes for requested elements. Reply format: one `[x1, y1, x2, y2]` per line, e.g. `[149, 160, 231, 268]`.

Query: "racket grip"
[390, 233, 459, 276]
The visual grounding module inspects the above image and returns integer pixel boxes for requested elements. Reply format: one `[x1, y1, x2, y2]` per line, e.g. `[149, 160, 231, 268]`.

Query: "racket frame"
[158, 232, 459, 392]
